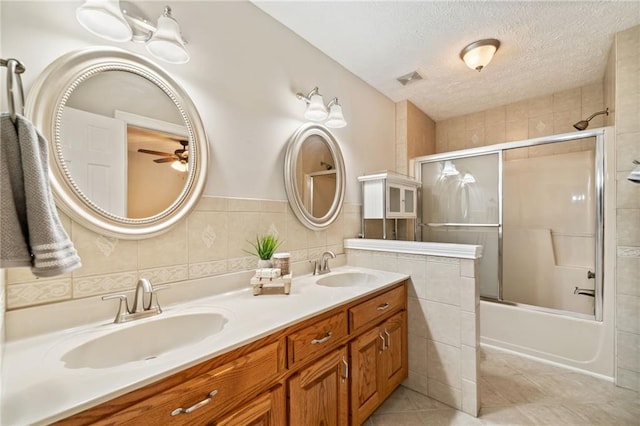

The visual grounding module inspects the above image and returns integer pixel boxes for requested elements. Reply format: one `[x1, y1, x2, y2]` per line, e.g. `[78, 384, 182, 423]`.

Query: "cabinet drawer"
[98, 341, 282, 425]
[349, 285, 405, 332]
[288, 312, 348, 365]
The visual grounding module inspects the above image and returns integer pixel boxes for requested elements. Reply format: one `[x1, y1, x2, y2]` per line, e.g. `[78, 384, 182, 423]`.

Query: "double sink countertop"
[1, 265, 408, 426]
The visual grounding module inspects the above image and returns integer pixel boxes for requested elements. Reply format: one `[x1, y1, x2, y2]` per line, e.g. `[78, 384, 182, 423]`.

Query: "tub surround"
[2, 265, 406, 425]
[345, 238, 482, 417]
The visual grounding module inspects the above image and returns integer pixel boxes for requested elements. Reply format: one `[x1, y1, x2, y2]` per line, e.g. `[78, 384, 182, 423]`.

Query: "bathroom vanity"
[2, 267, 408, 425]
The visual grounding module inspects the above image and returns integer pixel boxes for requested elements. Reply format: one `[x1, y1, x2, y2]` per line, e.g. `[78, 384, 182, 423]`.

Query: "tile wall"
[613, 24, 640, 392]
[4, 197, 362, 310]
[435, 82, 605, 154]
[395, 100, 436, 175]
[347, 249, 480, 417]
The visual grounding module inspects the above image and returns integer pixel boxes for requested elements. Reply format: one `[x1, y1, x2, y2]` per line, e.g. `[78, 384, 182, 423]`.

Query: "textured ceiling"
[253, 1, 640, 121]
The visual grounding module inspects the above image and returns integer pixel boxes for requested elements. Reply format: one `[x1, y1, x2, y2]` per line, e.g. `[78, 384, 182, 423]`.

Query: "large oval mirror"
[284, 123, 345, 230]
[25, 47, 208, 239]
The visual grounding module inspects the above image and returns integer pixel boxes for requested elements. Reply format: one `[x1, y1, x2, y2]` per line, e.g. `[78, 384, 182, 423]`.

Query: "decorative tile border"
[73, 271, 138, 298]
[7, 279, 72, 309]
[189, 260, 228, 279]
[139, 264, 189, 285]
[618, 246, 640, 258]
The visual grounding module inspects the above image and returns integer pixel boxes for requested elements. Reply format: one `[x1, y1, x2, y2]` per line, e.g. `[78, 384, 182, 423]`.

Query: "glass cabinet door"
[404, 188, 415, 214]
[388, 186, 402, 214]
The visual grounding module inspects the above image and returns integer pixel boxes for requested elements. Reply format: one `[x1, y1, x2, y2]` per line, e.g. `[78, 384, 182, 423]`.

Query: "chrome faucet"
[102, 279, 169, 323]
[312, 250, 336, 275]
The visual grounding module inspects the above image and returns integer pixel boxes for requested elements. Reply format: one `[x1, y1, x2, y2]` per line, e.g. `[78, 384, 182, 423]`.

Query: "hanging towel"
[1, 113, 81, 277]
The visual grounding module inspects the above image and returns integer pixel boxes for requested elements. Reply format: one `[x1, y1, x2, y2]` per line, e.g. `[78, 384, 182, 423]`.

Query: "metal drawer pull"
[170, 390, 218, 416]
[311, 331, 333, 345]
[379, 333, 387, 351]
[377, 302, 390, 311]
[384, 329, 391, 347]
[342, 356, 349, 380]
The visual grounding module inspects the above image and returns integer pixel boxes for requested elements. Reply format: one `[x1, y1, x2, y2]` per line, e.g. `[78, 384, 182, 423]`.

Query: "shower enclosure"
[416, 131, 603, 319]
[414, 128, 614, 376]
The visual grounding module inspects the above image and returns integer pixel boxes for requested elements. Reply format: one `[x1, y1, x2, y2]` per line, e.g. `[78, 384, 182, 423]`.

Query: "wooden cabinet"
[289, 347, 349, 426]
[60, 282, 407, 426]
[350, 311, 407, 425]
[216, 385, 285, 426]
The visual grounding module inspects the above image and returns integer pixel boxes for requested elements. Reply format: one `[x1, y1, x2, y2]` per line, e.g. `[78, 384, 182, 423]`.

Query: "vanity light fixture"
[296, 87, 348, 128]
[441, 161, 460, 176]
[75, 1, 190, 64]
[460, 39, 500, 72]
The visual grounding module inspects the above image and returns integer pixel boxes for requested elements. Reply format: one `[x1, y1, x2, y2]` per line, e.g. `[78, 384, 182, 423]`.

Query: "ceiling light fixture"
[296, 87, 348, 128]
[171, 159, 188, 173]
[572, 108, 609, 131]
[76, 1, 189, 64]
[460, 39, 500, 72]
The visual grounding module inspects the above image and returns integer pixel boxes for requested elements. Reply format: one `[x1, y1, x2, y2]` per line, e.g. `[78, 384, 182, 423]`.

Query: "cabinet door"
[216, 385, 285, 426]
[288, 347, 349, 426]
[403, 187, 416, 215]
[349, 327, 384, 425]
[387, 185, 402, 215]
[381, 311, 408, 397]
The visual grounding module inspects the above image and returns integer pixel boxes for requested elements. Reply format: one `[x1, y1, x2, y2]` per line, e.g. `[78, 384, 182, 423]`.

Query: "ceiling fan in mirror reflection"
[138, 139, 189, 172]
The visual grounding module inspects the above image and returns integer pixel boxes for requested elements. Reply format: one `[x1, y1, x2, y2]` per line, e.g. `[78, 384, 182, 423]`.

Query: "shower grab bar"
[1, 57, 26, 125]
[423, 223, 500, 228]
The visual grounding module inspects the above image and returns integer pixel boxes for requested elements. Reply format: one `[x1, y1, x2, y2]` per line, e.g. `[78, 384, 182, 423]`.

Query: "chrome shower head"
[573, 108, 609, 131]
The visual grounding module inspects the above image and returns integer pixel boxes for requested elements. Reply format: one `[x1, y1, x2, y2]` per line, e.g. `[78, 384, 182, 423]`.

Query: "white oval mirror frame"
[284, 123, 345, 230]
[25, 47, 209, 239]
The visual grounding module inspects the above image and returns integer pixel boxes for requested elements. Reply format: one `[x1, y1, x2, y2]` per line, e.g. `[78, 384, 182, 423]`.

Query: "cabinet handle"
[342, 356, 349, 381]
[377, 302, 390, 311]
[311, 331, 333, 345]
[170, 390, 218, 416]
[379, 333, 387, 352]
[384, 329, 391, 348]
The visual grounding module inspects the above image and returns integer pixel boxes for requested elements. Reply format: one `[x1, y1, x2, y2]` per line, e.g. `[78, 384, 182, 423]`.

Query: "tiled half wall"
[4, 197, 362, 310]
[346, 248, 480, 416]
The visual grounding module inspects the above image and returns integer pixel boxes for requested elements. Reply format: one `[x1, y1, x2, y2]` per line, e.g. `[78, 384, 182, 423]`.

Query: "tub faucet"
[574, 286, 595, 297]
[102, 279, 169, 323]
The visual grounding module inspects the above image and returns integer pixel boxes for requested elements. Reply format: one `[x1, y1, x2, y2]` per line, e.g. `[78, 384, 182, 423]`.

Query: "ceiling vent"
[396, 70, 424, 86]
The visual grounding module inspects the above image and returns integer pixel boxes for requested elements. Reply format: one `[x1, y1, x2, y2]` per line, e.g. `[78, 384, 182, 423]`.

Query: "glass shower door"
[419, 153, 500, 298]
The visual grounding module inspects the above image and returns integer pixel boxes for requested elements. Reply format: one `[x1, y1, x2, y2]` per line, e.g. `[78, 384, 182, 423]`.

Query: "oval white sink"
[316, 272, 378, 287]
[61, 312, 227, 369]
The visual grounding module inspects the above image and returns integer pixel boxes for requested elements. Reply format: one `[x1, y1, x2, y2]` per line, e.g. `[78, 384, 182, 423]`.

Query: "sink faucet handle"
[102, 294, 131, 322]
[309, 259, 319, 275]
[149, 284, 170, 313]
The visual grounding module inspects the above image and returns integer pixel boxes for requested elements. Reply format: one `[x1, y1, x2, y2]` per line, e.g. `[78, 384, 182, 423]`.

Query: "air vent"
[396, 70, 424, 86]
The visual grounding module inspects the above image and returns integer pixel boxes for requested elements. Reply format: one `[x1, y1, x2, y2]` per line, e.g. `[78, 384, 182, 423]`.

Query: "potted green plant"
[245, 234, 282, 268]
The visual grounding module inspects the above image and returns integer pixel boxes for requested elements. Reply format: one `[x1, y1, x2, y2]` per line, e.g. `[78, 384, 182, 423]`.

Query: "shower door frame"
[413, 128, 606, 321]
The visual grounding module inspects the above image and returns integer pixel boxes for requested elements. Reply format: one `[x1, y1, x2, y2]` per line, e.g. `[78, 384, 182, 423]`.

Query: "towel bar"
[1, 57, 26, 124]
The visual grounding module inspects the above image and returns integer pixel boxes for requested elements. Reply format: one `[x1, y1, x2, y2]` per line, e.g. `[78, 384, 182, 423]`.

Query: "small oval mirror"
[25, 47, 209, 239]
[284, 123, 345, 230]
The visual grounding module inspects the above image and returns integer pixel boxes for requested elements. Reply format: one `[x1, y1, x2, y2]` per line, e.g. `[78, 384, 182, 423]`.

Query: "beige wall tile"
[195, 196, 228, 211]
[326, 212, 345, 247]
[617, 367, 640, 392]
[617, 294, 640, 334]
[617, 255, 640, 296]
[408, 296, 428, 338]
[428, 378, 462, 410]
[465, 127, 485, 148]
[485, 124, 506, 145]
[228, 198, 262, 212]
[188, 260, 227, 279]
[398, 255, 428, 299]
[73, 271, 137, 298]
[553, 109, 582, 135]
[460, 277, 477, 313]
[528, 95, 554, 118]
[461, 344, 477, 381]
[617, 172, 640, 209]
[425, 261, 461, 306]
[504, 147, 529, 161]
[404, 370, 429, 396]
[616, 132, 640, 172]
[423, 300, 460, 347]
[228, 212, 261, 258]
[139, 264, 188, 285]
[260, 200, 287, 213]
[408, 333, 428, 373]
[554, 88, 582, 112]
[71, 223, 138, 277]
[581, 82, 604, 107]
[528, 115, 554, 138]
[260, 212, 286, 241]
[138, 221, 188, 269]
[427, 340, 461, 387]
[462, 379, 479, 416]
[6, 267, 71, 285]
[505, 120, 529, 142]
[617, 209, 640, 246]
[485, 106, 506, 127]
[188, 211, 228, 263]
[506, 101, 528, 122]
[461, 311, 477, 347]
[7, 278, 72, 308]
[617, 330, 640, 371]
[460, 259, 475, 278]
[466, 111, 485, 130]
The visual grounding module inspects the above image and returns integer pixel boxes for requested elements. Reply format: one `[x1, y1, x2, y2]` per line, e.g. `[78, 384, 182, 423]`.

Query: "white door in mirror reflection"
[60, 107, 127, 216]
[305, 171, 336, 218]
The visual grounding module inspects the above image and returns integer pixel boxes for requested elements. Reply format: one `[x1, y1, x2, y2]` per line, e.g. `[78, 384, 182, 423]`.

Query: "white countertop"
[1, 266, 408, 426]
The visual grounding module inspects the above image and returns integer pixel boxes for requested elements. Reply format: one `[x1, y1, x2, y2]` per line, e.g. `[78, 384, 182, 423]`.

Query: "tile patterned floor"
[366, 346, 640, 425]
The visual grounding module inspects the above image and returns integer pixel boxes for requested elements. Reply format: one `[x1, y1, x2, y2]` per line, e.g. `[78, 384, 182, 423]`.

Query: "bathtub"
[480, 298, 614, 379]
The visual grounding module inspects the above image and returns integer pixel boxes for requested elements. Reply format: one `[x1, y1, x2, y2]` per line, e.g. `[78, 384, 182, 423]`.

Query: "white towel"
[1, 113, 81, 277]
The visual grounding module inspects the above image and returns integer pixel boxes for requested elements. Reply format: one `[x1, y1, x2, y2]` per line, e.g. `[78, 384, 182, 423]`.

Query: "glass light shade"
[304, 94, 329, 121]
[462, 172, 476, 184]
[461, 44, 498, 72]
[76, 0, 132, 42]
[145, 11, 190, 64]
[171, 160, 188, 172]
[442, 161, 460, 176]
[325, 103, 347, 128]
